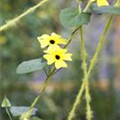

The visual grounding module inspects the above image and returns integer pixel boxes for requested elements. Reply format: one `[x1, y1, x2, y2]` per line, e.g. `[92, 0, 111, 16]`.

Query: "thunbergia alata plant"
[1, 0, 120, 120]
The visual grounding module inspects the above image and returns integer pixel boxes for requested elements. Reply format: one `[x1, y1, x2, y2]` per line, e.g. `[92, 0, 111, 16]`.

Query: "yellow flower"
[90, 0, 109, 7]
[97, 0, 109, 7]
[43, 46, 72, 69]
[37, 32, 67, 48]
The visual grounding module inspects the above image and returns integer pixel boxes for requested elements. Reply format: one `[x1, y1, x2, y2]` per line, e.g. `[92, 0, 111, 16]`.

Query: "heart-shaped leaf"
[1, 97, 11, 108]
[60, 7, 91, 28]
[16, 58, 47, 74]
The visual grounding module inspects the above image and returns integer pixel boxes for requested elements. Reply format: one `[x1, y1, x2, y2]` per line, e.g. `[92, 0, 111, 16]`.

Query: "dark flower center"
[50, 40, 55, 44]
[55, 55, 60, 60]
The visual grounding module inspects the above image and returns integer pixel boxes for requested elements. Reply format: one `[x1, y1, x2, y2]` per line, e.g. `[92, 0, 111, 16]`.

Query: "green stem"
[67, 83, 85, 120]
[67, 1, 93, 119]
[77, 1, 82, 13]
[5, 107, 13, 120]
[44, 68, 48, 77]
[0, 0, 49, 32]
[80, 27, 87, 75]
[67, 26, 91, 120]
[21, 68, 56, 119]
[80, 27, 92, 120]
[64, 26, 80, 48]
[85, 14, 114, 120]
[29, 68, 56, 110]
[83, 0, 92, 12]
[87, 15, 113, 77]
[85, 82, 92, 120]
[67, 13, 114, 120]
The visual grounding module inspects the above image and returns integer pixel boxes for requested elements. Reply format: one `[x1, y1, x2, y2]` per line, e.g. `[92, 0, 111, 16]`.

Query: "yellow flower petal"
[51, 32, 62, 38]
[51, 32, 67, 45]
[40, 34, 49, 39]
[44, 45, 67, 54]
[64, 53, 72, 61]
[55, 60, 67, 69]
[37, 35, 49, 48]
[54, 46, 67, 53]
[38, 39, 49, 48]
[97, 0, 109, 7]
[43, 54, 55, 65]
[44, 45, 59, 53]
[58, 38, 67, 45]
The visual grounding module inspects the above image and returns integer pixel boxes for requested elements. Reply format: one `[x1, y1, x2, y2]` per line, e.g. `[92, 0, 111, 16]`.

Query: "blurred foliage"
[0, 0, 120, 120]
[1, 82, 120, 120]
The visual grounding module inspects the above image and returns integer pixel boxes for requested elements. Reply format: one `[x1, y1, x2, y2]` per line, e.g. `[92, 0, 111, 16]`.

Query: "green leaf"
[31, 117, 42, 120]
[60, 7, 91, 28]
[10, 106, 37, 117]
[88, 4, 120, 15]
[16, 58, 47, 74]
[1, 97, 11, 107]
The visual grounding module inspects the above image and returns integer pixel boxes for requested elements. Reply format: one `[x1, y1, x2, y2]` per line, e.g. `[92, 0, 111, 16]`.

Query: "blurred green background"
[0, 0, 120, 120]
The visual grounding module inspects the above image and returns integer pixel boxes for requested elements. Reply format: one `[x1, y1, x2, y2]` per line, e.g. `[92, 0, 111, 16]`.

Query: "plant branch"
[80, 27, 92, 120]
[29, 68, 56, 110]
[87, 15, 113, 77]
[0, 0, 50, 32]
[44, 68, 48, 77]
[21, 68, 56, 119]
[67, 12, 114, 120]
[5, 107, 13, 120]
[67, 26, 92, 120]
[67, 83, 85, 120]
[64, 26, 80, 48]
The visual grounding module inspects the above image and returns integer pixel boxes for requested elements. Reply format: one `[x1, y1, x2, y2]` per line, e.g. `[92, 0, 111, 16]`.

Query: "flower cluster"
[37, 33, 72, 69]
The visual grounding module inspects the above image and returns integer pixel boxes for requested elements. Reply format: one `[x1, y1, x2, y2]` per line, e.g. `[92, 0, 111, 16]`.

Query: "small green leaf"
[10, 106, 37, 117]
[60, 7, 91, 28]
[88, 4, 120, 15]
[31, 117, 42, 120]
[1, 97, 11, 108]
[16, 58, 47, 74]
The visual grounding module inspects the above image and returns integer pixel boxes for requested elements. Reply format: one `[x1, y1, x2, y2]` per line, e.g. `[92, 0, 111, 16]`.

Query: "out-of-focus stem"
[0, 0, 49, 32]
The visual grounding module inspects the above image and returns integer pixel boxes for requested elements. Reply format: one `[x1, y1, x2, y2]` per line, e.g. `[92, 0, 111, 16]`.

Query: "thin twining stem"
[67, 14, 114, 120]
[21, 68, 56, 119]
[69, 2, 115, 120]
[80, 27, 92, 120]
[83, 0, 92, 12]
[87, 15, 113, 77]
[6, 107, 13, 120]
[29, 68, 56, 110]
[67, 1, 92, 120]
[0, 0, 50, 32]
[64, 26, 81, 48]
[67, 82, 85, 120]
[44, 68, 48, 77]
[85, 15, 114, 120]
[67, 26, 89, 120]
